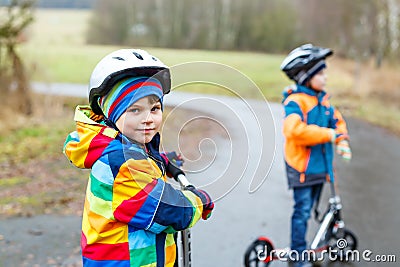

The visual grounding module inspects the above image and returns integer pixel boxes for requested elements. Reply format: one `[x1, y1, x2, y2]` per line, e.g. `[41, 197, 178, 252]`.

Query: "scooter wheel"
[244, 238, 274, 267]
[328, 228, 358, 261]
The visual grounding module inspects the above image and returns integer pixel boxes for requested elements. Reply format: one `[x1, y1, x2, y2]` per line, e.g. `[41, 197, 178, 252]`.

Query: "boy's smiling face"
[115, 96, 162, 144]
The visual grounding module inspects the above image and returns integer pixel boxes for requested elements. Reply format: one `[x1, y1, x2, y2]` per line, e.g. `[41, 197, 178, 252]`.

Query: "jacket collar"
[297, 84, 326, 98]
[283, 84, 329, 102]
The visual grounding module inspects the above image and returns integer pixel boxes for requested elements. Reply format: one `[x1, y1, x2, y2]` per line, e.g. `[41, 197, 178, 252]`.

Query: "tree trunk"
[7, 44, 32, 115]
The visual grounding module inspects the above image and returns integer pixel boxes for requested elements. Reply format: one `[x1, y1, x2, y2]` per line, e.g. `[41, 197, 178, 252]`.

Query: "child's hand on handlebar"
[185, 186, 214, 220]
[165, 151, 184, 167]
[336, 140, 352, 161]
[163, 151, 214, 219]
[162, 151, 185, 178]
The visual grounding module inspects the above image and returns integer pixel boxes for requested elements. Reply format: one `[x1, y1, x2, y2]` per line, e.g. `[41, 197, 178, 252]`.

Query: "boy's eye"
[128, 108, 140, 113]
[151, 105, 161, 112]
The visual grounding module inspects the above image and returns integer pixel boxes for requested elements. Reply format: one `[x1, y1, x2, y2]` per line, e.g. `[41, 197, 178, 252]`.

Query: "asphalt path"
[1, 83, 399, 267]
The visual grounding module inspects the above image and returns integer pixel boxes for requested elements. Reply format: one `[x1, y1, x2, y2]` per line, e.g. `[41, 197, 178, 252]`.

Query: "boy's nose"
[142, 112, 154, 123]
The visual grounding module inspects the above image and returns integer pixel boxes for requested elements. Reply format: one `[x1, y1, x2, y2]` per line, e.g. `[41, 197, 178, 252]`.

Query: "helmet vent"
[152, 56, 158, 61]
[132, 52, 144, 60]
[112, 56, 125, 61]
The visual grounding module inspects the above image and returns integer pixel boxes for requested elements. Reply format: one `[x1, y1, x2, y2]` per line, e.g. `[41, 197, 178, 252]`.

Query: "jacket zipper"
[147, 153, 166, 177]
[317, 92, 328, 174]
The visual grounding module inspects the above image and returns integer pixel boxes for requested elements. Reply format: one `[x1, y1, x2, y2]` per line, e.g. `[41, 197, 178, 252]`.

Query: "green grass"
[29, 8, 90, 46]
[19, 8, 357, 102]
[0, 176, 30, 187]
[0, 109, 76, 164]
[21, 43, 289, 101]
[24, 8, 287, 95]
[22, 10, 361, 102]
[19, 9, 362, 101]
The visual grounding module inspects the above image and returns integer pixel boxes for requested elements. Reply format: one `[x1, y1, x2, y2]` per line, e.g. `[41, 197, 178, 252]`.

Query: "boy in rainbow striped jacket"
[64, 49, 213, 267]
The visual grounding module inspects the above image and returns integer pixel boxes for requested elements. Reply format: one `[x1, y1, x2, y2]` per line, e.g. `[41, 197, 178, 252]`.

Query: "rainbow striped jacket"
[63, 106, 203, 267]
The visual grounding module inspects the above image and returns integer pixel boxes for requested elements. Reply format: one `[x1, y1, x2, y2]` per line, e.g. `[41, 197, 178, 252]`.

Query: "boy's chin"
[143, 134, 157, 144]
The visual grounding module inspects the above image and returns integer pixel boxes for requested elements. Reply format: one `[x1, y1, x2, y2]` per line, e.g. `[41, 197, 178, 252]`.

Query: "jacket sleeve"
[283, 99, 334, 146]
[329, 107, 349, 143]
[112, 158, 202, 234]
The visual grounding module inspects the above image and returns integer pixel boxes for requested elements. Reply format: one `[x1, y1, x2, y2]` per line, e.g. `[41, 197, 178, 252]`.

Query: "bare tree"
[0, 0, 35, 115]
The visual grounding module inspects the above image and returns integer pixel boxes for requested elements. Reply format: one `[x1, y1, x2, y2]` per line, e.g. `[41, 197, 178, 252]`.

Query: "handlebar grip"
[176, 174, 193, 188]
[166, 159, 194, 189]
[167, 162, 185, 179]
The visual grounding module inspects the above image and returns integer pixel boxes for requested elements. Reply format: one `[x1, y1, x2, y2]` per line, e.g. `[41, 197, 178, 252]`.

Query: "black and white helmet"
[280, 44, 333, 85]
[89, 49, 171, 115]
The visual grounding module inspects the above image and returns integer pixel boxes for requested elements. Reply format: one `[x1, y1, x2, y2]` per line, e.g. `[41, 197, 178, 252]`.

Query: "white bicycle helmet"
[280, 44, 333, 85]
[89, 49, 171, 115]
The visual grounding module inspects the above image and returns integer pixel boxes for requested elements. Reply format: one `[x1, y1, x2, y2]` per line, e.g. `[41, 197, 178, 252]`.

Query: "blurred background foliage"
[85, 0, 400, 66]
[2, 0, 400, 64]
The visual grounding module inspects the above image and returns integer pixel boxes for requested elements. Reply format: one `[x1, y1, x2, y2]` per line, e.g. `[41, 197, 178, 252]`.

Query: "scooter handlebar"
[166, 160, 194, 188]
[175, 173, 193, 189]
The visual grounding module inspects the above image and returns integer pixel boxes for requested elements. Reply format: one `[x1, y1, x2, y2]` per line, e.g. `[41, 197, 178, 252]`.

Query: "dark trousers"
[291, 183, 323, 255]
